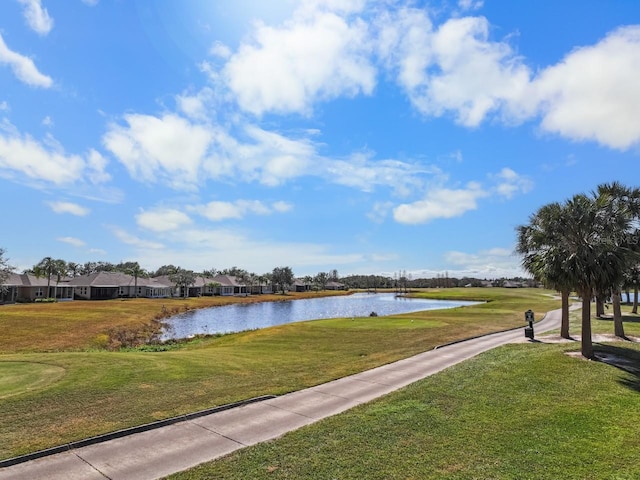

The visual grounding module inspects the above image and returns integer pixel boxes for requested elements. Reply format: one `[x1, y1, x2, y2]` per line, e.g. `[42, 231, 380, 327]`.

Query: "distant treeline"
[341, 275, 538, 289]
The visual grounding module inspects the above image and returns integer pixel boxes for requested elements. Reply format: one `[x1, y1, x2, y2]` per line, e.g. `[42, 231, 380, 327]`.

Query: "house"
[1, 273, 73, 303]
[325, 281, 346, 290]
[72, 272, 173, 299]
[154, 274, 248, 297]
[210, 275, 247, 296]
[292, 278, 312, 292]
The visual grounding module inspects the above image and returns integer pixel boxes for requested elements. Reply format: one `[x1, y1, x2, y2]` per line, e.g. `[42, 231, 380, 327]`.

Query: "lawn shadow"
[595, 314, 640, 323]
[593, 344, 640, 392]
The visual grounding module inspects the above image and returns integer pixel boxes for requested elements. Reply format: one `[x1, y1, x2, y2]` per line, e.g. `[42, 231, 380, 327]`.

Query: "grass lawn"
[0, 288, 559, 459]
[557, 299, 640, 339]
[166, 342, 640, 480]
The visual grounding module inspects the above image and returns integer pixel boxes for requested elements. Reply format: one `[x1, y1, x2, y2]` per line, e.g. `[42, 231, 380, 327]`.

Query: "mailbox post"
[524, 309, 534, 339]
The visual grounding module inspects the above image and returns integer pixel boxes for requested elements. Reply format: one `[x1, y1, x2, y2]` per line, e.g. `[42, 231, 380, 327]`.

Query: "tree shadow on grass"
[593, 344, 640, 392]
[595, 314, 640, 323]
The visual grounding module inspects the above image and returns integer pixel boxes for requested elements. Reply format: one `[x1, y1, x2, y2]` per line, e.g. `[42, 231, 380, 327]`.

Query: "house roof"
[211, 274, 246, 287]
[152, 274, 245, 288]
[70, 272, 173, 288]
[3, 273, 71, 287]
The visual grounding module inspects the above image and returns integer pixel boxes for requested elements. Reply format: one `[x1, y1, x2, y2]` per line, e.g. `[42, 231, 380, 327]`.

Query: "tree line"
[517, 182, 640, 358]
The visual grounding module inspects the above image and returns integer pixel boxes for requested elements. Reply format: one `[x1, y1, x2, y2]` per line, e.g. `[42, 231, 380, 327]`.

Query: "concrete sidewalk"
[0, 308, 564, 480]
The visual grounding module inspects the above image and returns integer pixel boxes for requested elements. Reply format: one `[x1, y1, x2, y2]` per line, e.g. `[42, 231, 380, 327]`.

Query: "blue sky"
[1, 0, 639, 279]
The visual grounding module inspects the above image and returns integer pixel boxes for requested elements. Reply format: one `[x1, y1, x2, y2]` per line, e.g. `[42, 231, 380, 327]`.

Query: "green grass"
[0, 362, 65, 400]
[0, 288, 559, 459]
[558, 300, 640, 338]
[166, 342, 640, 480]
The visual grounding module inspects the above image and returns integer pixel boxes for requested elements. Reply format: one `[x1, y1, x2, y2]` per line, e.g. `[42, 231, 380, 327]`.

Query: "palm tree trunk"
[624, 287, 631, 304]
[560, 289, 570, 339]
[633, 285, 638, 314]
[596, 295, 605, 318]
[613, 289, 625, 338]
[581, 294, 594, 359]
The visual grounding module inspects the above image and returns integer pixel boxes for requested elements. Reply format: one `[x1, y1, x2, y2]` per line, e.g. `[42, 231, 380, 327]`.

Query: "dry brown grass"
[0, 290, 351, 353]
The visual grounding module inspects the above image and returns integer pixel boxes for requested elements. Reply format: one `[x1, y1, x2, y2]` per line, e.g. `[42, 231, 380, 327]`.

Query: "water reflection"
[161, 292, 480, 340]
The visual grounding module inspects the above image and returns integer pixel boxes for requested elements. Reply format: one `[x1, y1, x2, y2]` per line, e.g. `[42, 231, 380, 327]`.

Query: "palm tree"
[126, 262, 148, 298]
[518, 191, 633, 358]
[33, 257, 66, 299]
[594, 182, 640, 338]
[516, 202, 573, 339]
[562, 192, 634, 357]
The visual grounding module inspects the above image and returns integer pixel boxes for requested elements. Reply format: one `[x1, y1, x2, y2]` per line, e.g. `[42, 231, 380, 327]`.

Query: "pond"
[160, 293, 481, 340]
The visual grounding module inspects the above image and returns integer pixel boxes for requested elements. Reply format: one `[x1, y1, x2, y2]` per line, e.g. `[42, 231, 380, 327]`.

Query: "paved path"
[0, 308, 567, 480]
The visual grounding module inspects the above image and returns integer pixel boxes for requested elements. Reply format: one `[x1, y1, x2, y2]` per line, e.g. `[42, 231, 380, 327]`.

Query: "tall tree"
[594, 182, 640, 338]
[169, 268, 196, 298]
[272, 267, 294, 294]
[517, 191, 634, 358]
[516, 202, 573, 339]
[0, 248, 14, 295]
[33, 257, 67, 298]
[126, 262, 148, 298]
[561, 193, 632, 357]
[154, 264, 179, 277]
[314, 272, 329, 291]
[66, 262, 80, 277]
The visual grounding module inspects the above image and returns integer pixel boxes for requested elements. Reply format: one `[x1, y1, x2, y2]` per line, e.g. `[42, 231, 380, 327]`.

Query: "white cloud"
[393, 183, 488, 224]
[192, 199, 290, 221]
[103, 113, 213, 189]
[322, 151, 436, 195]
[272, 201, 293, 213]
[110, 227, 164, 250]
[57, 236, 86, 248]
[367, 201, 393, 223]
[0, 121, 110, 189]
[457, 0, 484, 12]
[406, 16, 530, 126]
[443, 247, 524, 278]
[130, 226, 365, 274]
[18, 0, 54, 35]
[197, 5, 640, 153]
[176, 88, 214, 120]
[104, 110, 438, 194]
[528, 26, 640, 150]
[378, 12, 640, 149]
[0, 125, 85, 185]
[209, 41, 231, 59]
[0, 33, 53, 88]
[221, 2, 376, 115]
[47, 201, 90, 216]
[85, 149, 111, 184]
[81, 0, 99, 5]
[136, 208, 192, 232]
[491, 167, 533, 199]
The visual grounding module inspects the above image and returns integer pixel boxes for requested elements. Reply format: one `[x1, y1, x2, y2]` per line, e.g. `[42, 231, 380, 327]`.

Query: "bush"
[91, 333, 110, 350]
[34, 298, 57, 303]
